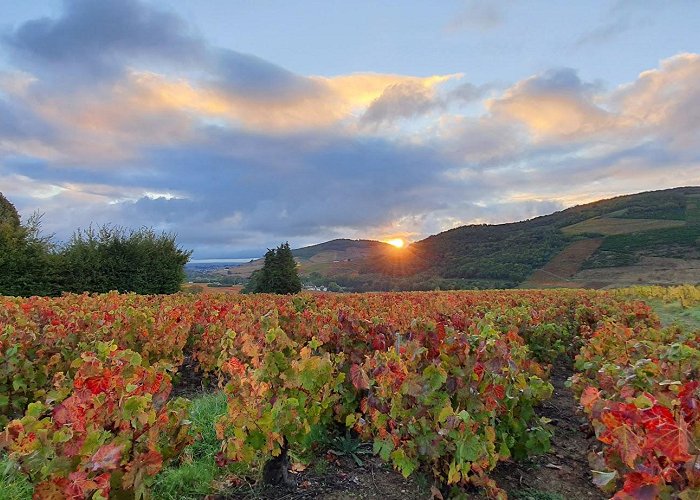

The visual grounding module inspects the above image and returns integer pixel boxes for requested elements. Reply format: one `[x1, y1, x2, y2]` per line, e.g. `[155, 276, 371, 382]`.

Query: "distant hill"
[223, 239, 395, 284]
[291, 187, 700, 291]
[291, 239, 391, 261]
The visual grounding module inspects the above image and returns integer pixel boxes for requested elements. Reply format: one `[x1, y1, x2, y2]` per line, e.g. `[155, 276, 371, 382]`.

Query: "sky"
[1, 1, 699, 258]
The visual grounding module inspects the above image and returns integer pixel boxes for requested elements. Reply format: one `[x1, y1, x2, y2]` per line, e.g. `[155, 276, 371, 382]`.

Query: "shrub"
[0, 342, 192, 499]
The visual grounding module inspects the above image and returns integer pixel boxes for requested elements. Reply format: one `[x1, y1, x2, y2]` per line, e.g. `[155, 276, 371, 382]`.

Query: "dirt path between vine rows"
[485, 359, 605, 499]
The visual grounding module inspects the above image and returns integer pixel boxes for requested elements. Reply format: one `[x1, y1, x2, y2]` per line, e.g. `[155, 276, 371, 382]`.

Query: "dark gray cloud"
[4, 0, 203, 80]
[360, 82, 437, 125]
[360, 81, 489, 126]
[3, 0, 320, 103]
[212, 49, 322, 102]
[0, 126, 467, 257]
[515, 67, 599, 95]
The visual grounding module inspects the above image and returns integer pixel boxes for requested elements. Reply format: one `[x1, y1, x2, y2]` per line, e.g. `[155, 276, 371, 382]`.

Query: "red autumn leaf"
[65, 471, 99, 499]
[138, 449, 163, 476]
[491, 384, 506, 400]
[371, 336, 386, 351]
[33, 479, 67, 500]
[87, 443, 123, 472]
[350, 364, 370, 390]
[581, 386, 601, 411]
[473, 363, 485, 382]
[599, 411, 643, 468]
[642, 405, 692, 463]
[85, 375, 109, 394]
[360, 397, 369, 413]
[615, 471, 662, 500]
[679, 381, 699, 423]
[93, 472, 111, 496]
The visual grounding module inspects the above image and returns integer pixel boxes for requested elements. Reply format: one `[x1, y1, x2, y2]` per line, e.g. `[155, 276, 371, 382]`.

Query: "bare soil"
[523, 239, 603, 287]
[212, 455, 431, 500]
[484, 360, 604, 500]
[574, 256, 700, 288]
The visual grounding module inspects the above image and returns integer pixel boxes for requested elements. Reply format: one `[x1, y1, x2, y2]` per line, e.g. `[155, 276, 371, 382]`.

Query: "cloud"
[488, 68, 614, 140]
[573, 0, 661, 49]
[610, 53, 700, 153]
[1, 0, 699, 257]
[4, 0, 204, 81]
[447, 1, 510, 32]
[574, 18, 629, 47]
[360, 81, 439, 126]
[359, 78, 488, 127]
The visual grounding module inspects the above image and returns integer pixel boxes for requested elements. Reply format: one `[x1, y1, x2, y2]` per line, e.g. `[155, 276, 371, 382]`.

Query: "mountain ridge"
[229, 186, 700, 291]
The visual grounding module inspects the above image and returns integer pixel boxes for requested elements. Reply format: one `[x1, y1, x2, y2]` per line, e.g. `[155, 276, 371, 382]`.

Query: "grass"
[687, 195, 700, 225]
[152, 391, 234, 500]
[561, 217, 685, 236]
[0, 455, 32, 500]
[599, 225, 700, 253]
[647, 299, 700, 331]
[1, 391, 255, 500]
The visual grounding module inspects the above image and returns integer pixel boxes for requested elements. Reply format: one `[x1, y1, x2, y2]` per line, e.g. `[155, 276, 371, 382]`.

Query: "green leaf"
[437, 403, 453, 423]
[12, 377, 26, 391]
[26, 401, 47, 418]
[455, 435, 481, 463]
[373, 438, 394, 461]
[632, 394, 654, 409]
[246, 430, 267, 450]
[53, 427, 74, 444]
[390, 448, 417, 478]
[423, 365, 447, 391]
[498, 441, 511, 460]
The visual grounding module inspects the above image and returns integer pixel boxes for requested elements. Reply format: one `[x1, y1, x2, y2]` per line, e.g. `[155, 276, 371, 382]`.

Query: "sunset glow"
[0, 2, 698, 259]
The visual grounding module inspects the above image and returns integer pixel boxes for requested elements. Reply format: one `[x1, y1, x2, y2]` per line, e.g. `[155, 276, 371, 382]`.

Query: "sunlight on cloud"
[0, 174, 65, 199]
[489, 82, 613, 140]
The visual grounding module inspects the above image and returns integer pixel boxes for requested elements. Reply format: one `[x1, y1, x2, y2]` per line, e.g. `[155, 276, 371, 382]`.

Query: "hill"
[222, 239, 396, 285]
[294, 187, 700, 291]
[291, 239, 391, 261]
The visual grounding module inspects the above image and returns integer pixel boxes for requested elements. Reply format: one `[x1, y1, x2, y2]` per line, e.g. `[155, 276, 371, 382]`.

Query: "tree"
[0, 194, 58, 297]
[0, 193, 191, 296]
[59, 225, 192, 294]
[242, 242, 301, 294]
[0, 192, 20, 229]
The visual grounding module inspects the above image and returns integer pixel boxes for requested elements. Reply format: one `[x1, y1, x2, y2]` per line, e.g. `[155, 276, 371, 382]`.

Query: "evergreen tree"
[242, 242, 301, 294]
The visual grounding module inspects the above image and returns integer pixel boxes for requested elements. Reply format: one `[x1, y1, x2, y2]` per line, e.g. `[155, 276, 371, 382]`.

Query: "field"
[1, 288, 699, 499]
[522, 238, 603, 288]
[561, 217, 685, 236]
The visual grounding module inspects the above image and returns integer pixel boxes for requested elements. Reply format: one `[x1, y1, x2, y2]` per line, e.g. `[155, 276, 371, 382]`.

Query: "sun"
[386, 238, 405, 249]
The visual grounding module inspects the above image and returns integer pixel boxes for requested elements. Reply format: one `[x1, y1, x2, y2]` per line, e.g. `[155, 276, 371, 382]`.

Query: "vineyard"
[1, 288, 699, 499]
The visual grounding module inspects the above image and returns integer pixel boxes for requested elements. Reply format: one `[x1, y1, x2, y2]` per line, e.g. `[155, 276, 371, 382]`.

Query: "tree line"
[0, 193, 191, 297]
